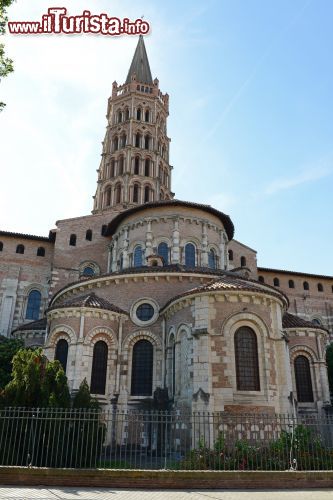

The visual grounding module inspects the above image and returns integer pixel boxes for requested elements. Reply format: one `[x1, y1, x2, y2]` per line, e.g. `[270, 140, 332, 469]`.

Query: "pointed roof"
[125, 35, 153, 85]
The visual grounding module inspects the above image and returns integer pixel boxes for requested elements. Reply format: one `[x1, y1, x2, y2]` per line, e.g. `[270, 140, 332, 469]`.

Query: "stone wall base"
[0, 468, 333, 489]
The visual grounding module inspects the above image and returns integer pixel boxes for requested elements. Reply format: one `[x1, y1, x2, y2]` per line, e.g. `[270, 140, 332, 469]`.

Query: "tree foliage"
[0, 348, 70, 407]
[0, 0, 15, 110]
[0, 336, 24, 389]
[73, 378, 100, 409]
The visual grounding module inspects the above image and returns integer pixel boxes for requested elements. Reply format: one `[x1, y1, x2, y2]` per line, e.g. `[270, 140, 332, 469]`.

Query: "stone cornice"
[46, 306, 125, 322]
[162, 290, 285, 319]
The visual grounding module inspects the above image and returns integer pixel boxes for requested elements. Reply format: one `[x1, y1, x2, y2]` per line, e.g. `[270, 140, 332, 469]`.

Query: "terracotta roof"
[161, 275, 288, 311]
[258, 267, 333, 280]
[105, 200, 235, 241]
[12, 318, 47, 333]
[282, 312, 327, 331]
[0, 230, 51, 242]
[49, 292, 127, 315]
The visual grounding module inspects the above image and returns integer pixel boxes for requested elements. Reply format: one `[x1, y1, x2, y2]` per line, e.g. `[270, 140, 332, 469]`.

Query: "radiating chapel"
[0, 36, 332, 415]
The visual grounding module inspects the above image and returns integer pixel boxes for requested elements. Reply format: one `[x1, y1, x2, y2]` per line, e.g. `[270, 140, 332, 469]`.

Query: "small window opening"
[69, 234, 76, 246]
[37, 247, 45, 257]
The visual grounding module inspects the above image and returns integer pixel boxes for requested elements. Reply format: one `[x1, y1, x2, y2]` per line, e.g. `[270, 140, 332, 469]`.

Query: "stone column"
[145, 219, 153, 259]
[122, 226, 129, 268]
[171, 217, 180, 264]
[201, 222, 208, 267]
[219, 230, 227, 270]
[111, 238, 118, 272]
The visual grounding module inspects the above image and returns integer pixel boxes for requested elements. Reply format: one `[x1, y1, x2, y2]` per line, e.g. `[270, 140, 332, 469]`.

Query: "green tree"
[0, 336, 23, 389]
[0, 0, 15, 111]
[0, 348, 70, 407]
[73, 378, 100, 409]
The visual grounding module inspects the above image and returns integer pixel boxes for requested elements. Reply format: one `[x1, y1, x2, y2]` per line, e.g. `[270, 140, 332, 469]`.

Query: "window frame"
[90, 340, 108, 395]
[234, 326, 260, 392]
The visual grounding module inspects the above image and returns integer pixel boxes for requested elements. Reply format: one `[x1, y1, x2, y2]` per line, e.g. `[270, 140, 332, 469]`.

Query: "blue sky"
[0, 0, 332, 274]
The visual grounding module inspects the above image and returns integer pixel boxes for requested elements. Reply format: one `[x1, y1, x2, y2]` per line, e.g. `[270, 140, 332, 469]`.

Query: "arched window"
[258, 276, 265, 283]
[312, 318, 321, 326]
[273, 277, 280, 287]
[69, 234, 76, 246]
[158, 242, 169, 265]
[55, 339, 68, 373]
[145, 109, 150, 122]
[303, 281, 309, 291]
[294, 355, 313, 402]
[113, 136, 119, 151]
[37, 247, 45, 257]
[134, 156, 140, 175]
[121, 134, 126, 148]
[82, 266, 95, 277]
[117, 110, 122, 123]
[136, 107, 142, 121]
[168, 334, 175, 396]
[185, 243, 196, 267]
[234, 327, 260, 391]
[208, 249, 217, 269]
[133, 245, 143, 267]
[26, 290, 41, 320]
[105, 187, 111, 206]
[118, 156, 124, 176]
[90, 341, 108, 395]
[115, 183, 122, 204]
[16, 244, 24, 254]
[131, 340, 153, 396]
[110, 160, 115, 178]
[228, 249, 233, 261]
[124, 107, 130, 120]
[144, 158, 150, 176]
[144, 185, 150, 203]
[85, 229, 92, 241]
[240, 256, 246, 267]
[0, 242, 3, 251]
[135, 133, 141, 148]
[119, 253, 123, 271]
[133, 184, 140, 203]
[144, 135, 150, 150]
[288, 279, 295, 288]
[318, 283, 323, 292]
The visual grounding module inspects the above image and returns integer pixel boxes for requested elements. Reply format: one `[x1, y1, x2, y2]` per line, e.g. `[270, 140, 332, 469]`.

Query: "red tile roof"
[282, 312, 327, 331]
[48, 292, 127, 315]
[161, 275, 288, 311]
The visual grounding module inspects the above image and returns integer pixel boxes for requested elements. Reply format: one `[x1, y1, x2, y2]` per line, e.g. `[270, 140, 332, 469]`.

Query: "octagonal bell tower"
[93, 36, 173, 215]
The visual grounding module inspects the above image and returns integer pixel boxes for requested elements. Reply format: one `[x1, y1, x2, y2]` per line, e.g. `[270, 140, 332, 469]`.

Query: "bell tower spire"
[93, 36, 173, 215]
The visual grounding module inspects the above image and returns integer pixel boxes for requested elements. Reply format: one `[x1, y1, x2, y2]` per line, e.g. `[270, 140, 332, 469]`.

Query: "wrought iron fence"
[0, 407, 333, 470]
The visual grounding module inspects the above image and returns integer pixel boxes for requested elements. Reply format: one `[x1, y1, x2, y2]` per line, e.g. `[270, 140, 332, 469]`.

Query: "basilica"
[1, 36, 332, 415]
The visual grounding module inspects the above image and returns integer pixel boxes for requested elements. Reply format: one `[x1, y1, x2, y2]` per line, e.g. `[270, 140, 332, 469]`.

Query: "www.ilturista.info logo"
[8, 8, 150, 35]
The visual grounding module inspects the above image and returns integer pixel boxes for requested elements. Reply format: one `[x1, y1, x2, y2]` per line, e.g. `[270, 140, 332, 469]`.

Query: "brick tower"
[93, 36, 173, 215]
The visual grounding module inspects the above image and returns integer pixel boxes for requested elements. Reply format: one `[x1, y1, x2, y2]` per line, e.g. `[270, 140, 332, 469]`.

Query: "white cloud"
[264, 162, 332, 195]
